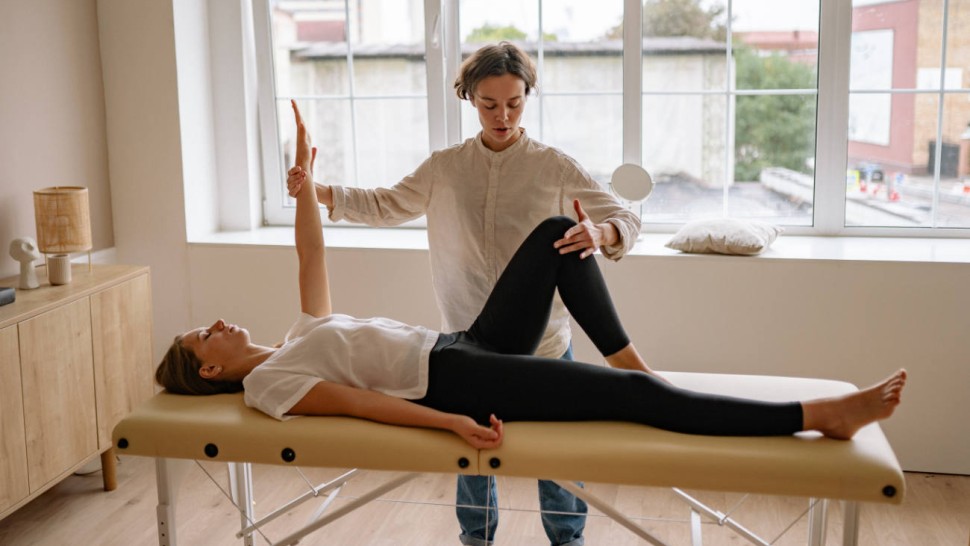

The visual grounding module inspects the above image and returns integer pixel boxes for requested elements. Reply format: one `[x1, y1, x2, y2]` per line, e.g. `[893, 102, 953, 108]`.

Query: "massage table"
[112, 372, 905, 546]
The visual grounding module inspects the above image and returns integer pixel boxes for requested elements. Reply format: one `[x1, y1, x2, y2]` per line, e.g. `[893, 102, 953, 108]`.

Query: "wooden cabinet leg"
[101, 448, 117, 491]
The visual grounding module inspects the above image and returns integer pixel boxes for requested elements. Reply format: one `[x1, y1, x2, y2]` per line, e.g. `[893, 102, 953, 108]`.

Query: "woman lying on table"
[154, 101, 906, 449]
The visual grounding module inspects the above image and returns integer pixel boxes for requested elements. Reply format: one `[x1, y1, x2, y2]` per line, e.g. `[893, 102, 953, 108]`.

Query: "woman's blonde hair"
[454, 42, 538, 100]
[155, 335, 244, 395]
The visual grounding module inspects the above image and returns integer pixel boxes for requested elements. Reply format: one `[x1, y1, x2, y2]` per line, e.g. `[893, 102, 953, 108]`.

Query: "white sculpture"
[9, 237, 42, 289]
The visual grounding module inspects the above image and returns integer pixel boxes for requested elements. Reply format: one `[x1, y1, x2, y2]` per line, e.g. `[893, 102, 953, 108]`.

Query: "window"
[846, 0, 970, 228]
[640, 0, 819, 225]
[254, 0, 970, 235]
[259, 0, 430, 225]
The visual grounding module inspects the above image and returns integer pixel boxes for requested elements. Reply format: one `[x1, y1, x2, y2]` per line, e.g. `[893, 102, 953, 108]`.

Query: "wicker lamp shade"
[33, 186, 92, 254]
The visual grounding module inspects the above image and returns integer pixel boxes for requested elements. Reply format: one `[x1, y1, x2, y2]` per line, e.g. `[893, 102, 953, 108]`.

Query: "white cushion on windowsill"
[665, 219, 784, 256]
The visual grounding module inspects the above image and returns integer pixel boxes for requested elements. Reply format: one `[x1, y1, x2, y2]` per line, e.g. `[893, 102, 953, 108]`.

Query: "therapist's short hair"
[454, 41, 538, 100]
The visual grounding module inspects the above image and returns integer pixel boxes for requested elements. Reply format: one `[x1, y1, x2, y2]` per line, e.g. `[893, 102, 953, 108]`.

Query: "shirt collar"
[474, 127, 529, 159]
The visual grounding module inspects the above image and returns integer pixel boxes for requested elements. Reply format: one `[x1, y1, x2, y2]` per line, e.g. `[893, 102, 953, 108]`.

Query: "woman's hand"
[292, 100, 313, 171]
[290, 101, 318, 195]
[553, 199, 619, 259]
[451, 414, 504, 449]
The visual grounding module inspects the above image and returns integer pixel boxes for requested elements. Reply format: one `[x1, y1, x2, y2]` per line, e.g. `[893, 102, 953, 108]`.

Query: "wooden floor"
[1, 456, 968, 545]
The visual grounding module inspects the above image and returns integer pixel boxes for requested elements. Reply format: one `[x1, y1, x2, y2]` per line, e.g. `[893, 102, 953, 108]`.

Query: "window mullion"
[424, 0, 447, 152]
[930, 0, 953, 228]
[623, 0, 642, 165]
[343, 0, 361, 187]
[537, 1, 545, 142]
[253, 0, 286, 226]
[443, 0, 462, 146]
[813, 0, 852, 234]
[724, 0, 735, 218]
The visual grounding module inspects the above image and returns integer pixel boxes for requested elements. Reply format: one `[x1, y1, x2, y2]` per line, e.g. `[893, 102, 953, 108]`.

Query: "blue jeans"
[455, 345, 587, 546]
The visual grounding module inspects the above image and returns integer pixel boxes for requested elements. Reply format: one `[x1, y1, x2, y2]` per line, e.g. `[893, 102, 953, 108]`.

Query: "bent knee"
[538, 216, 577, 236]
[523, 216, 578, 250]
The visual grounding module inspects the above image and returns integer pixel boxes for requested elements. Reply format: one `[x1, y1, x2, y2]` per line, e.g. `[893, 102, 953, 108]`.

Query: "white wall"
[97, 0, 192, 358]
[0, 0, 113, 279]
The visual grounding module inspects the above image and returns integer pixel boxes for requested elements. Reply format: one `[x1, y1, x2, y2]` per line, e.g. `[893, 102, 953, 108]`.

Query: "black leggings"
[413, 217, 802, 436]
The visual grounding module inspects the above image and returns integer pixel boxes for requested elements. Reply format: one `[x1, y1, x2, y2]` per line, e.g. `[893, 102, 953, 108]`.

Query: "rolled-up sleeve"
[329, 155, 435, 226]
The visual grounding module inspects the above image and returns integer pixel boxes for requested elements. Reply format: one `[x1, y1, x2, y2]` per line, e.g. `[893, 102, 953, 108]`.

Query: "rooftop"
[295, 37, 728, 60]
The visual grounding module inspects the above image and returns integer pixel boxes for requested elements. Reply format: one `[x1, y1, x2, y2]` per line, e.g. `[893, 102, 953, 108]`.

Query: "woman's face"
[470, 73, 527, 152]
[180, 319, 251, 378]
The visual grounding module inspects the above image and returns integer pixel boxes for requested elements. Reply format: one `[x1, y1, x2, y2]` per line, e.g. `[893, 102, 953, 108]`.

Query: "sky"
[458, 0, 821, 42]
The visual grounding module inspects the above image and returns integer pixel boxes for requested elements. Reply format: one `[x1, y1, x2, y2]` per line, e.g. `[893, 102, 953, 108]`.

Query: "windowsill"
[190, 226, 431, 251]
[190, 227, 970, 265]
[634, 233, 970, 264]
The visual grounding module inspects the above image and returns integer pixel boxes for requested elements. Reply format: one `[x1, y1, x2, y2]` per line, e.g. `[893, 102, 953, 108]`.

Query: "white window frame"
[252, 0, 970, 237]
[254, 0, 285, 225]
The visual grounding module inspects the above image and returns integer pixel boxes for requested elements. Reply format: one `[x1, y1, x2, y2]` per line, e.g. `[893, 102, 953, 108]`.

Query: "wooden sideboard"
[0, 264, 153, 520]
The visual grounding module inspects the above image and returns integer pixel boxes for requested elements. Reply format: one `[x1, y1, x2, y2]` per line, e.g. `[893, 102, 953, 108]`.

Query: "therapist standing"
[287, 41, 642, 546]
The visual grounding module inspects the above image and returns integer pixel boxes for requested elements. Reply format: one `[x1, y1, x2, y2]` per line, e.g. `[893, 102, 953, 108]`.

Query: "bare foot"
[803, 369, 907, 440]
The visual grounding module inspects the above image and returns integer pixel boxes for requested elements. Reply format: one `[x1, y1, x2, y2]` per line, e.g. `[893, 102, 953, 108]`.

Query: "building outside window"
[846, 0, 970, 228]
[258, 0, 970, 234]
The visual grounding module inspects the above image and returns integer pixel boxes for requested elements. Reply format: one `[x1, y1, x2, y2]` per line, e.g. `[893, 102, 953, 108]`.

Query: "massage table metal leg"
[672, 488, 770, 546]
[155, 458, 192, 546]
[841, 501, 859, 546]
[304, 482, 344, 528]
[273, 472, 420, 546]
[808, 498, 828, 546]
[229, 463, 256, 546]
[553, 480, 670, 546]
[690, 509, 703, 546]
[235, 469, 360, 538]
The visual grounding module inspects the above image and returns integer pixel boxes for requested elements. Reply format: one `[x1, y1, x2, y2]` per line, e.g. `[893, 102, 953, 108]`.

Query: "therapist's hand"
[553, 199, 619, 259]
[287, 167, 334, 207]
[452, 414, 504, 449]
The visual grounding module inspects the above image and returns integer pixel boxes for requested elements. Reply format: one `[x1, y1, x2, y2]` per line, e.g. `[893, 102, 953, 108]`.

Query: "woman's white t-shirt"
[243, 313, 439, 420]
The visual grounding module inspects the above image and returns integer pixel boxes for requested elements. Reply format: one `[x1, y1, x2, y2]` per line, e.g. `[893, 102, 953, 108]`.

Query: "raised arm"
[292, 100, 332, 317]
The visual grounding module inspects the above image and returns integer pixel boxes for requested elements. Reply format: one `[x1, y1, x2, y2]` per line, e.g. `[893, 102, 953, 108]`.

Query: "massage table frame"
[152, 459, 849, 546]
[115, 372, 905, 546]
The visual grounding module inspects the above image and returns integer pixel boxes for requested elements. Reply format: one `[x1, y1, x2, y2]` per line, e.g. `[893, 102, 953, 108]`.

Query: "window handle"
[430, 11, 440, 48]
